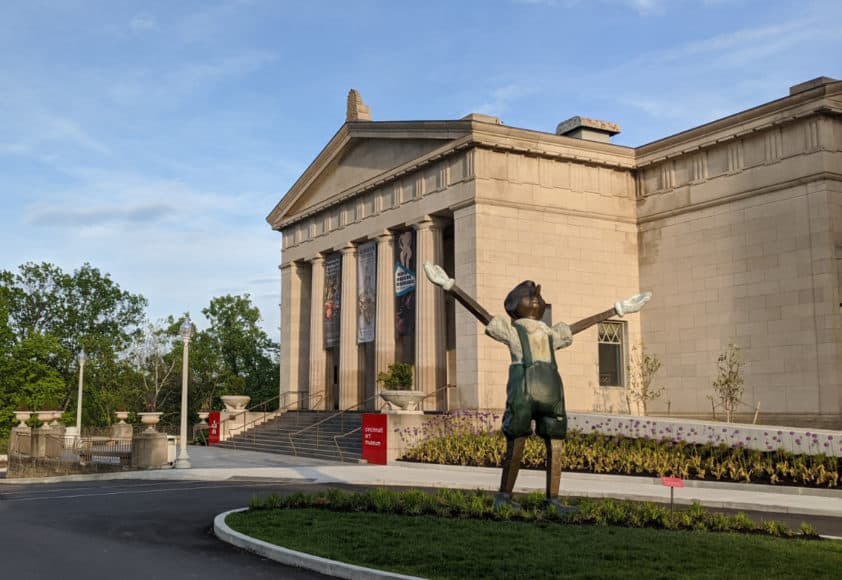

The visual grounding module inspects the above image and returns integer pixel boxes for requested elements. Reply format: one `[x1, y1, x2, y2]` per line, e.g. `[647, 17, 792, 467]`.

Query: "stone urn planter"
[138, 412, 163, 432]
[14, 410, 32, 426]
[115, 410, 130, 424]
[197, 411, 210, 425]
[379, 390, 426, 413]
[36, 410, 55, 424]
[221, 395, 251, 414]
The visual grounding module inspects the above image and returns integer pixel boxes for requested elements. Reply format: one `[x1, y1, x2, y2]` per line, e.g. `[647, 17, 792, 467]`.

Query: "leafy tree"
[199, 294, 278, 407]
[0, 262, 147, 427]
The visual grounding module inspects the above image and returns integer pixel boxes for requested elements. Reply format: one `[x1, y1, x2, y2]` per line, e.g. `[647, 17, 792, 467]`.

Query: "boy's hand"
[614, 292, 652, 316]
[423, 262, 455, 290]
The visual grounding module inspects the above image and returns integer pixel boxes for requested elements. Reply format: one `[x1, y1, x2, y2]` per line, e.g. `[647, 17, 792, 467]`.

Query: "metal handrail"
[292, 383, 455, 459]
[221, 391, 324, 447]
[334, 427, 362, 463]
[288, 390, 386, 456]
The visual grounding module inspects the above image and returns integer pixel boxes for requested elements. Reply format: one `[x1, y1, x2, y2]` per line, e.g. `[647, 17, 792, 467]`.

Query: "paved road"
[3, 475, 841, 580]
[0, 478, 348, 580]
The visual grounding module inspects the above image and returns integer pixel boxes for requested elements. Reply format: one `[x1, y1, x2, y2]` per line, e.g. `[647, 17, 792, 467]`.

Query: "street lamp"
[75, 349, 87, 435]
[174, 317, 194, 469]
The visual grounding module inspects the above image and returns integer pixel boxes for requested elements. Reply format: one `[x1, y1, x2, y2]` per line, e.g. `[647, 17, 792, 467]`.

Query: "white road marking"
[2, 481, 300, 502]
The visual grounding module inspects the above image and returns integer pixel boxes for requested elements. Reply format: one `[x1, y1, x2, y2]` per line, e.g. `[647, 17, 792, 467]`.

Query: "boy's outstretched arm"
[569, 292, 652, 335]
[423, 262, 493, 325]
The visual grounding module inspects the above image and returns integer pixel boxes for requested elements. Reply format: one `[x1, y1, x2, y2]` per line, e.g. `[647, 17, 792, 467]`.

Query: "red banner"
[208, 411, 221, 445]
[362, 413, 387, 465]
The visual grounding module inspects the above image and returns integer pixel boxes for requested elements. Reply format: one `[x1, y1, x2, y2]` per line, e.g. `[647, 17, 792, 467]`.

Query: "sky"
[1, 0, 840, 341]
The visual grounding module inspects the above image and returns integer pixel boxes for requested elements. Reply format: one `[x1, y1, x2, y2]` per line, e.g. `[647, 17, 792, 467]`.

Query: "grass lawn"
[226, 508, 842, 580]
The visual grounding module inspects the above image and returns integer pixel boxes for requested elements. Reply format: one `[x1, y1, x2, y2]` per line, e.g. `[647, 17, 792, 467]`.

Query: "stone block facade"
[268, 80, 842, 428]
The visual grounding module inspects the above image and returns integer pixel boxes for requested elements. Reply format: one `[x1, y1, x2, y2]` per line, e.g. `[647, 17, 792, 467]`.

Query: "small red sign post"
[208, 412, 221, 445]
[661, 476, 683, 511]
[362, 413, 388, 465]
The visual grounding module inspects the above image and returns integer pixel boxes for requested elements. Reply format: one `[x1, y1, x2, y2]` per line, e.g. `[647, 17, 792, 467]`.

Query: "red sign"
[362, 413, 388, 465]
[661, 476, 684, 488]
[208, 412, 221, 445]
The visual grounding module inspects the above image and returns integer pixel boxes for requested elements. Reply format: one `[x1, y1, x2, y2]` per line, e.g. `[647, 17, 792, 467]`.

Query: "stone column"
[414, 217, 447, 411]
[308, 255, 327, 410]
[375, 231, 396, 401]
[280, 262, 309, 410]
[339, 244, 359, 410]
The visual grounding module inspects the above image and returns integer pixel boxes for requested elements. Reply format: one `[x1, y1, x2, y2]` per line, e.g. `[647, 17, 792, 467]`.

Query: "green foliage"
[0, 262, 278, 440]
[377, 362, 414, 390]
[401, 430, 842, 489]
[0, 262, 146, 432]
[244, 488, 811, 538]
[198, 294, 278, 405]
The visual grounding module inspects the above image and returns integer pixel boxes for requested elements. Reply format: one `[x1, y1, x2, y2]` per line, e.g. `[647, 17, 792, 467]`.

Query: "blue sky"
[1, 0, 840, 339]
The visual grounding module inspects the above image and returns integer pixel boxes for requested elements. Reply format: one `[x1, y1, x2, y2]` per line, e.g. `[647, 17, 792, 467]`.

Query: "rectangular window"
[598, 321, 624, 387]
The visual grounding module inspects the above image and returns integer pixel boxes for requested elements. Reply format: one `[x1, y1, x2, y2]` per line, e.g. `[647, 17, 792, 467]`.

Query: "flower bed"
[397, 412, 842, 488]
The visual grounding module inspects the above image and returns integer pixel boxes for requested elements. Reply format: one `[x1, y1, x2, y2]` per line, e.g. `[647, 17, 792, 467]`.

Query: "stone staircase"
[214, 410, 364, 463]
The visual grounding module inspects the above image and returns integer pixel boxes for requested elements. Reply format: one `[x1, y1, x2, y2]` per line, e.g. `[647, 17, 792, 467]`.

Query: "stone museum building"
[267, 77, 842, 428]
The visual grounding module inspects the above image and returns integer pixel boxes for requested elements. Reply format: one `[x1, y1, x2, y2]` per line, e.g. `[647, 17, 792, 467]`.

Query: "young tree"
[126, 320, 180, 414]
[708, 343, 746, 423]
[625, 344, 664, 416]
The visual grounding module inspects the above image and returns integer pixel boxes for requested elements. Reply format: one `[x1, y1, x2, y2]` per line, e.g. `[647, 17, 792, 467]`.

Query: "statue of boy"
[423, 262, 651, 511]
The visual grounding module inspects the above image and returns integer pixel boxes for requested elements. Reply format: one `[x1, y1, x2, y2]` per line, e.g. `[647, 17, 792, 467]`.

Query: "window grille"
[598, 321, 624, 387]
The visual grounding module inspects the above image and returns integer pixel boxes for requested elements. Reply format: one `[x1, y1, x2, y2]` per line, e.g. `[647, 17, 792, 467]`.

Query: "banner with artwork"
[357, 241, 376, 344]
[323, 253, 341, 348]
[394, 230, 416, 336]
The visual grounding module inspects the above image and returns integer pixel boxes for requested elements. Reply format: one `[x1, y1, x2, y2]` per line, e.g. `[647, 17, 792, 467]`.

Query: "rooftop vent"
[789, 76, 838, 95]
[556, 116, 621, 143]
[461, 113, 502, 124]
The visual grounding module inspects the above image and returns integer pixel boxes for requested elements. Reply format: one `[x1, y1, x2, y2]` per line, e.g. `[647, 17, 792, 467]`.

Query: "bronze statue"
[423, 262, 651, 511]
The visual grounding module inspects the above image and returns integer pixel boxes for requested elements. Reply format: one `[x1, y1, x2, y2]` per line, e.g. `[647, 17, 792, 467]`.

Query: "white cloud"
[107, 51, 276, 107]
[472, 83, 534, 117]
[130, 14, 159, 32]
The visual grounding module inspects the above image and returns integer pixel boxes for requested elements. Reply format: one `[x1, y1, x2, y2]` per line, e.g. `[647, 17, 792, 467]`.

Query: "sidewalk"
[3, 446, 841, 518]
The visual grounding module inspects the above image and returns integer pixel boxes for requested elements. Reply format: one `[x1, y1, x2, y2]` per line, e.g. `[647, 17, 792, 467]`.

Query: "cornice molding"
[637, 171, 842, 225]
[635, 81, 842, 166]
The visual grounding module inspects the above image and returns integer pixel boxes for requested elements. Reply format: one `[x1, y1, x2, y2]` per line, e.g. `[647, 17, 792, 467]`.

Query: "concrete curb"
[214, 508, 423, 580]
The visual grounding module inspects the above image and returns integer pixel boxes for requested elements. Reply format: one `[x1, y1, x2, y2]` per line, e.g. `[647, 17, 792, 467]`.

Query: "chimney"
[556, 116, 621, 143]
[346, 89, 371, 122]
[789, 76, 838, 95]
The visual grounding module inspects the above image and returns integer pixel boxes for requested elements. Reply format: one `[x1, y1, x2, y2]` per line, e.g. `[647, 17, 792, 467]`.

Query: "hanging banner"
[394, 230, 416, 337]
[323, 253, 341, 348]
[357, 241, 377, 344]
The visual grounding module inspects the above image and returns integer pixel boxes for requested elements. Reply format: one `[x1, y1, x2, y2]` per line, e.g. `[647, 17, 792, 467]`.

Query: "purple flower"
[795, 438, 802, 445]
[777, 431, 783, 435]
[789, 431, 795, 435]
[806, 432, 812, 437]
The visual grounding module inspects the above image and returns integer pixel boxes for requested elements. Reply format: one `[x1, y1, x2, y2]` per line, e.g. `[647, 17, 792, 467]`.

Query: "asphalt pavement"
[5, 446, 842, 520]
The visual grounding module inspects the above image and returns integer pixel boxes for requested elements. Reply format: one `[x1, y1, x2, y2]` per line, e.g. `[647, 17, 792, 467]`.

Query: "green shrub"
[401, 430, 842, 489]
[244, 488, 818, 539]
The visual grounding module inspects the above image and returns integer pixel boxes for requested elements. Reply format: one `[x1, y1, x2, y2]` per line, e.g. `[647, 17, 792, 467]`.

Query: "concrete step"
[217, 411, 364, 462]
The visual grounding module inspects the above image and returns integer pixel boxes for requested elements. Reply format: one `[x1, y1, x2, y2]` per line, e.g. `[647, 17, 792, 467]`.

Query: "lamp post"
[75, 349, 87, 435]
[175, 317, 194, 469]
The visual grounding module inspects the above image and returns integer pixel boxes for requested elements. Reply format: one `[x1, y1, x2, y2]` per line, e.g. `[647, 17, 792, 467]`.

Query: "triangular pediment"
[267, 121, 474, 228]
[288, 137, 450, 216]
